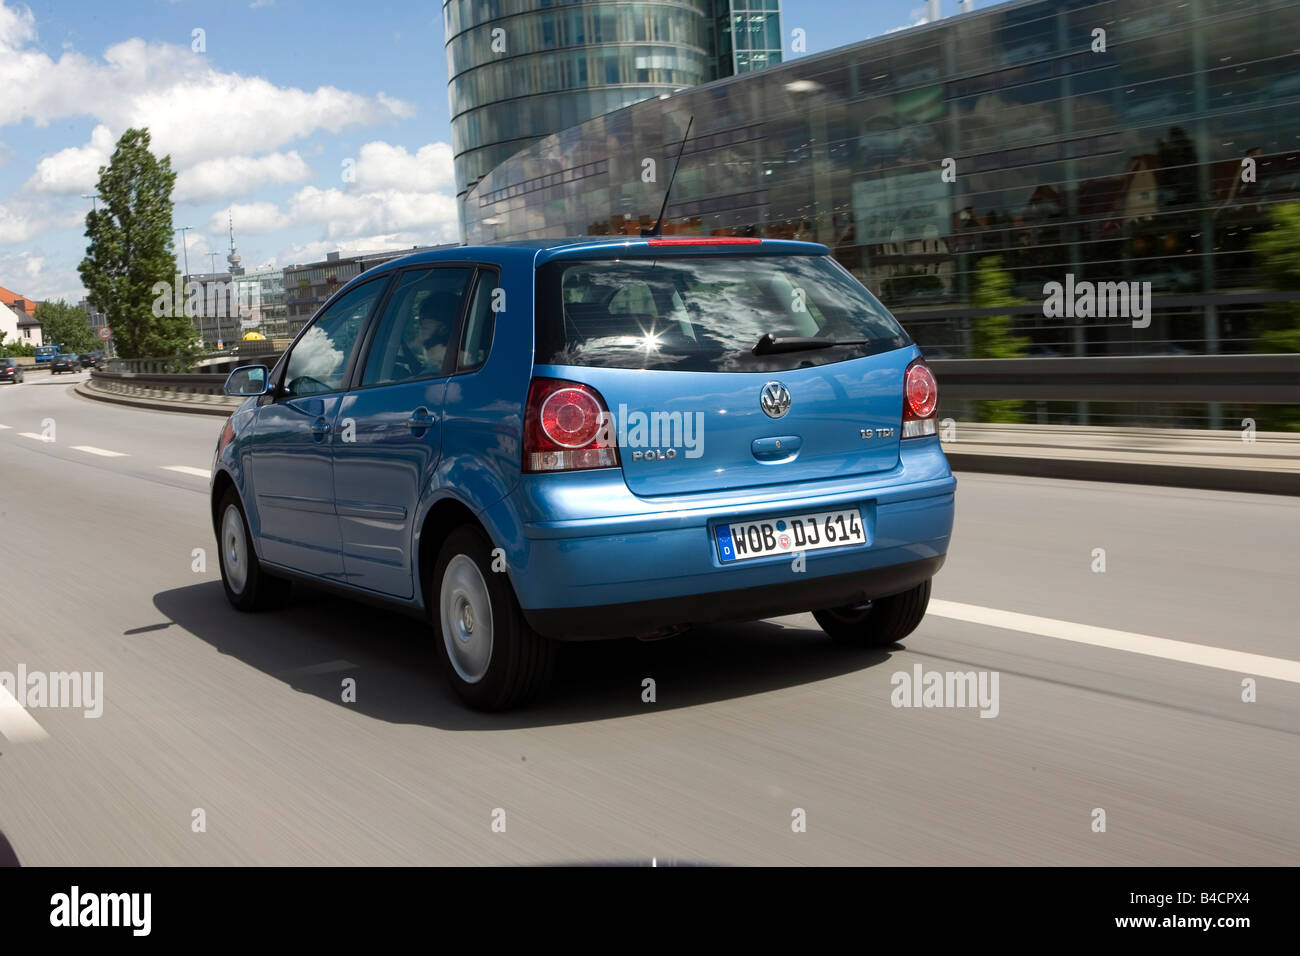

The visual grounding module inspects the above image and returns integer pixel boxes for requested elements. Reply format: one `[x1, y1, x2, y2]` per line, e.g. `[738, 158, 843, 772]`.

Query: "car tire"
[430, 524, 554, 711]
[216, 487, 291, 612]
[813, 578, 931, 647]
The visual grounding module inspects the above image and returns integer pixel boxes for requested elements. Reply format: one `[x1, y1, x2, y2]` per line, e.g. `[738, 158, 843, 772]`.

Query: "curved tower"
[444, 0, 716, 217]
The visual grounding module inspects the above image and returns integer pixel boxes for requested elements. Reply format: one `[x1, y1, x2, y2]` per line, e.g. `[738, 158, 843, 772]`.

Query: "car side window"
[456, 271, 499, 373]
[283, 279, 385, 397]
[361, 267, 472, 387]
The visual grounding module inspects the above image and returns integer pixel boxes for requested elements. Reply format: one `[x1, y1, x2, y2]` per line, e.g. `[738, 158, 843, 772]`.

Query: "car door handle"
[408, 407, 436, 432]
[310, 416, 331, 442]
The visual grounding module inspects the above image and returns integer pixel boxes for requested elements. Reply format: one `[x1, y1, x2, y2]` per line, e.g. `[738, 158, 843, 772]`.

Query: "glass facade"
[464, 0, 1300, 380]
[234, 267, 287, 339]
[722, 0, 782, 74]
[445, 0, 716, 209]
[445, 0, 783, 233]
[282, 249, 451, 334]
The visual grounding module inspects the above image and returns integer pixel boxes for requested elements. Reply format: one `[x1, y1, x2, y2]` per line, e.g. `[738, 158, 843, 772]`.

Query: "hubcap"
[221, 504, 249, 595]
[440, 555, 493, 684]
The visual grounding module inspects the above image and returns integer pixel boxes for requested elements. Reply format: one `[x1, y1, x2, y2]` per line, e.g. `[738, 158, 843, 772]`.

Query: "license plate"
[715, 508, 865, 563]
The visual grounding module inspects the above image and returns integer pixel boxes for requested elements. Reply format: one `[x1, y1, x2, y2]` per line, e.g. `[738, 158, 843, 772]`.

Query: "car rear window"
[535, 254, 910, 372]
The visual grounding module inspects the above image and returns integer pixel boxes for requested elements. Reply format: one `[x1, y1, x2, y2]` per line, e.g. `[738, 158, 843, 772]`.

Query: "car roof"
[355, 236, 831, 279]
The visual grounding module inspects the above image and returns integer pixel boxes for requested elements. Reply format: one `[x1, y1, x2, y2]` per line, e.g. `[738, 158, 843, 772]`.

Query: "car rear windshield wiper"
[751, 333, 869, 355]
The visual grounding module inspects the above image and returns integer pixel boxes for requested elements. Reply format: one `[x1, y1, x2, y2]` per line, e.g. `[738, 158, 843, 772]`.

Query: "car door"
[332, 266, 475, 597]
[248, 277, 388, 580]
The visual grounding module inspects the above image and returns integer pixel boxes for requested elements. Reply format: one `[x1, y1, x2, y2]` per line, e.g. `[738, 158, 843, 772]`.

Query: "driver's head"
[414, 290, 458, 348]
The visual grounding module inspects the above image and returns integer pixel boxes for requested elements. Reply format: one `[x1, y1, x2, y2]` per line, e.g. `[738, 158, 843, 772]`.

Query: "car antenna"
[641, 116, 693, 238]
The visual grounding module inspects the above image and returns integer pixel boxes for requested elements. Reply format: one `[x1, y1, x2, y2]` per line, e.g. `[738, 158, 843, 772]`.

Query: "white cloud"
[277, 233, 440, 267]
[27, 124, 114, 194]
[0, 4, 446, 262]
[353, 141, 454, 192]
[0, 1, 34, 48]
[883, 7, 930, 35]
[212, 201, 283, 234]
[0, 249, 84, 304]
[0, 6, 415, 166]
[0, 202, 41, 244]
[214, 185, 458, 244]
[0, 196, 81, 244]
[176, 151, 312, 202]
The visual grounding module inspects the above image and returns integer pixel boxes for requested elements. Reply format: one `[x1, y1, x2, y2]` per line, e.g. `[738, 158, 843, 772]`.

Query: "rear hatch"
[534, 246, 915, 497]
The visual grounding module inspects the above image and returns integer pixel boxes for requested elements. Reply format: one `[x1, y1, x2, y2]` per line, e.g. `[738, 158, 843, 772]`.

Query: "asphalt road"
[0, 374, 1296, 865]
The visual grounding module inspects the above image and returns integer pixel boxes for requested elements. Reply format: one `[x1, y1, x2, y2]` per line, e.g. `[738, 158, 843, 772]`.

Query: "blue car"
[212, 237, 955, 710]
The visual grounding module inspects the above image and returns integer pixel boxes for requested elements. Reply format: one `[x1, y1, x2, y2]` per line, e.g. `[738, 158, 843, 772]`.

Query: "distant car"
[78, 353, 101, 370]
[212, 237, 956, 711]
[0, 358, 23, 384]
[50, 354, 78, 374]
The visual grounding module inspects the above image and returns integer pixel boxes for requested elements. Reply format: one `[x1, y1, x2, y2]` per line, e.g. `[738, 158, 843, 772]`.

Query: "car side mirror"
[224, 364, 270, 396]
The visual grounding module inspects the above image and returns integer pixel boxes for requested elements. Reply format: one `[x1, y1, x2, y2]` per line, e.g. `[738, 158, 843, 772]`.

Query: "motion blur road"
[1, 374, 1297, 865]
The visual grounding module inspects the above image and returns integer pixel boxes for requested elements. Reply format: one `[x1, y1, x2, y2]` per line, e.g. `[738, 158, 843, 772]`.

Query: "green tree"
[0, 337, 35, 357]
[970, 256, 1030, 423]
[1251, 203, 1300, 430]
[33, 299, 97, 353]
[78, 128, 194, 360]
[1253, 202, 1300, 353]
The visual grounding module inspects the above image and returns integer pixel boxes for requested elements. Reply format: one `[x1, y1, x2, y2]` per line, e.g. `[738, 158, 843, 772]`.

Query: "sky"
[0, 0, 992, 304]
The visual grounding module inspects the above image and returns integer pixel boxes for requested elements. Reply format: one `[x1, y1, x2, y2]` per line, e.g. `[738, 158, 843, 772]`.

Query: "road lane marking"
[928, 599, 1300, 684]
[17, 432, 50, 442]
[0, 684, 49, 743]
[72, 445, 127, 457]
[162, 466, 210, 478]
[0, 424, 10, 429]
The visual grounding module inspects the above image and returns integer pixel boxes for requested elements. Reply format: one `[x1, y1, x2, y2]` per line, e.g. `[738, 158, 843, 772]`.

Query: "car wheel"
[431, 524, 554, 711]
[217, 487, 291, 612]
[813, 578, 931, 647]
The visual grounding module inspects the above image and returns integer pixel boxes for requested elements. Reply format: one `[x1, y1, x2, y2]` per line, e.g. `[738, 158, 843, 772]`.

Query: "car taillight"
[902, 359, 938, 439]
[523, 378, 619, 473]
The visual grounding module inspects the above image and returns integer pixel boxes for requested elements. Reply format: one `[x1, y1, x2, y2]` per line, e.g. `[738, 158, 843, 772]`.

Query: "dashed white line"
[161, 465, 210, 478]
[17, 432, 50, 442]
[0, 684, 49, 744]
[72, 445, 127, 457]
[0, 424, 11, 429]
[928, 599, 1300, 684]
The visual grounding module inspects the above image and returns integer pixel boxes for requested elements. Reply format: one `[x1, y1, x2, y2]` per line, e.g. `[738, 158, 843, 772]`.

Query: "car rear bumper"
[482, 437, 955, 640]
[522, 554, 945, 639]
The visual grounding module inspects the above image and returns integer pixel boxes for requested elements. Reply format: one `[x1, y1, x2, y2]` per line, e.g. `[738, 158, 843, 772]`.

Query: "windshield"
[535, 254, 910, 372]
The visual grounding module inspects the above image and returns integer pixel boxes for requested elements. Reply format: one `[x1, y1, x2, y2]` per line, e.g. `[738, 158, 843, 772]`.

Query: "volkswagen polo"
[212, 237, 956, 710]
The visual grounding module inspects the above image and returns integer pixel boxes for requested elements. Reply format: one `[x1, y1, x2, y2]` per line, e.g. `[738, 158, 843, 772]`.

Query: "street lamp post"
[205, 253, 221, 349]
[176, 226, 193, 277]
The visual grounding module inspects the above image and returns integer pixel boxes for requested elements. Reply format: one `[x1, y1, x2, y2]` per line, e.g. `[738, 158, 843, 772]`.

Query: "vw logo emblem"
[760, 381, 791, 419]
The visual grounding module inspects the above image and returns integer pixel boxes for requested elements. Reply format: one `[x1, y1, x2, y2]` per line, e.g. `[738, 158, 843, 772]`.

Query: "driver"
[396, 290, 458, 377]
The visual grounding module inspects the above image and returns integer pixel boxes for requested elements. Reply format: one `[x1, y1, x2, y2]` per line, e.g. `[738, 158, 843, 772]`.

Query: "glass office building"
[233, 267, 287, 339]
[464, 0, 1300, 375]
[713, 0, 784, 76]
[283, 249, 450, 334]
[445, 0, 782, 228]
